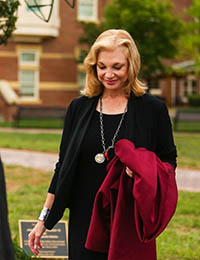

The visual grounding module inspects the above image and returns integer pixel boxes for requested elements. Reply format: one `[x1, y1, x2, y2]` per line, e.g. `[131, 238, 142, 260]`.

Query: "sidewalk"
[0, 147, 58, 171]
[1, 147, 200, 192]
[0, 127, 62, 134]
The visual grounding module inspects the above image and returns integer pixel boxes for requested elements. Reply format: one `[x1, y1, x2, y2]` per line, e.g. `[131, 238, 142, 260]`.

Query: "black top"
[45, 93, 177, 230]
[68, 111, 127, 260]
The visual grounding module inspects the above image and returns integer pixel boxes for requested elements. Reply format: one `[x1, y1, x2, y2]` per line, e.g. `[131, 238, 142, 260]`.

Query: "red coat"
[85, 139, 178, 260]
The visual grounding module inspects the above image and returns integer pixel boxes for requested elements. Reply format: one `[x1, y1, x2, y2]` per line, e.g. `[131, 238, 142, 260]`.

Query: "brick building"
[149, 0, 200, 106]
[0, 0, 109, 121]
[0, 0, 199, 121]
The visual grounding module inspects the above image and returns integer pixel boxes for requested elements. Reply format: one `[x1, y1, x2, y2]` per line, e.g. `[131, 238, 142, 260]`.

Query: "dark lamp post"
[24, 0, 54, 22]
[24, 0, 76, 22]
[65, 0, 76, 8]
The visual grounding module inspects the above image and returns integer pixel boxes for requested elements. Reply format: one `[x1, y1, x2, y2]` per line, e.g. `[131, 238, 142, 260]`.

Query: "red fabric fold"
[85, 139, 178, 260]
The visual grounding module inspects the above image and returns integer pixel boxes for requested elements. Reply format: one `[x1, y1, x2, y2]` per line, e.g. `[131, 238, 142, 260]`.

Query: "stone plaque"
[19, 220, 68, 258]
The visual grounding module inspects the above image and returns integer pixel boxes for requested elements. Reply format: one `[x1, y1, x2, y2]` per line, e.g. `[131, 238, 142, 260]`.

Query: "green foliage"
[0, 0, 20, 45]
[80, 0, 182, 79]
[180, 0, 200, 73]
[188, 94, 200, 107]
[13, 237, 35, 260]
[79, 22, 105, 46]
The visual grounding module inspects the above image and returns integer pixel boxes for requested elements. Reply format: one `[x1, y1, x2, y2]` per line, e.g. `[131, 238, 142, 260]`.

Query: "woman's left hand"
[126, 167, 135, 178]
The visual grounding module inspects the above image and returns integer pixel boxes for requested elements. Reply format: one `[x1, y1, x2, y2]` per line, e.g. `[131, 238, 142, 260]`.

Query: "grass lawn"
[0, 131, 200, 169]
[4, 164, 200, 259]
[157, 191, 200, 259]
[0, 132, 61, 153]
[5, 164, 69, 238]
[174, 122, 200, 132]
[174, 133, 200, 169]
[0, 118, 64, 129]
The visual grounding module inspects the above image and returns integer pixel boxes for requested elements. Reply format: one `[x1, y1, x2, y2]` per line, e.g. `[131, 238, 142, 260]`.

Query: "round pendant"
[95, 153, 105, 164]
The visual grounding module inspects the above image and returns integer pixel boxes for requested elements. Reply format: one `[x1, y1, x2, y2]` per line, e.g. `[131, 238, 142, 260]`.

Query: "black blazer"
[45, 93, 177, 229]
[0, 158, 15, 260]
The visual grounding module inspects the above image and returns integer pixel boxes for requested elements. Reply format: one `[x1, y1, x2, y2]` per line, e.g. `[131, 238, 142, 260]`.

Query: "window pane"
[20, 70, 36, 97]
[21, 70, 35, 82]
[21, 52, 36, 62]
[80, 6, 93, 17]
[78, 0, 96, 20]
[20, 86, 34, 96]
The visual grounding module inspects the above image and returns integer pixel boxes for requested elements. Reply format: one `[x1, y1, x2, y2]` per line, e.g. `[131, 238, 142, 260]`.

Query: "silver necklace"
[95, 96, 127, 164]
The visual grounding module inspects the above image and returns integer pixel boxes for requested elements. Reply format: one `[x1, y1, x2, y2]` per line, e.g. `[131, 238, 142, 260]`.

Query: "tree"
[0, 0, 20, 45]
[180, 0, 200, 72]
[80, 0, 182, 80]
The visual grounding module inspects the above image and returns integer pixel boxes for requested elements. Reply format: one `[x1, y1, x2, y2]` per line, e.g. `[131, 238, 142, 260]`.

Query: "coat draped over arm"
[85, 139, 178, 260]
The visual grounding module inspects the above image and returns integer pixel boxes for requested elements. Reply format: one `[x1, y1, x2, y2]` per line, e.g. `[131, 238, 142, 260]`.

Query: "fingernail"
[34, 245, 38, 250]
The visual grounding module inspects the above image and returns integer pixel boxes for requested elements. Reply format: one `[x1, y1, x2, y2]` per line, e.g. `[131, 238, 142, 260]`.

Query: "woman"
[0, 157, 15, 260]
[28, 29, 177, 260]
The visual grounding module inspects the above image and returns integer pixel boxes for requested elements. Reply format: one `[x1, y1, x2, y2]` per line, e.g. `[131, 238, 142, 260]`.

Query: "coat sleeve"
[0, 158, 15, 260]
[155, 102, 177, 169]
[115, 139, 178, 243]
[48, 100, 75, 194]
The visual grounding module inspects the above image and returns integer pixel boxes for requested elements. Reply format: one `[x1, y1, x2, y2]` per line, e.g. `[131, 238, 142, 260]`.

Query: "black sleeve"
[0, 158, 15, 260]
[155, 103, 177, 169]
[48, 100, 75, 194]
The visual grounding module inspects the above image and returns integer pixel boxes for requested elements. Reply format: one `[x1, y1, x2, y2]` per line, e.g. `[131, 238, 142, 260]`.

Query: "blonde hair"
[82, 29, 146, 97]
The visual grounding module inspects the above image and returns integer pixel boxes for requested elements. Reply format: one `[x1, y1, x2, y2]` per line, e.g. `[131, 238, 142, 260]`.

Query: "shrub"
[188, 94, 200, 107]
[13, 238, 40, 260]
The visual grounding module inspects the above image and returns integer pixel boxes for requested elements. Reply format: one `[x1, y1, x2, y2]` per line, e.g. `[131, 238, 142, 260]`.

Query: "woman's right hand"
[28, 220, 46, 255]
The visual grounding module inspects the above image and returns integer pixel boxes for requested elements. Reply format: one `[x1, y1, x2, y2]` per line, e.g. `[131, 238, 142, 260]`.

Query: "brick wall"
[0, 95, 18, 121]
[0, 57, 18, 81]
[173, 0, 193, 15]
[40, 90, 79, 107]
[40, 58, 77, 82]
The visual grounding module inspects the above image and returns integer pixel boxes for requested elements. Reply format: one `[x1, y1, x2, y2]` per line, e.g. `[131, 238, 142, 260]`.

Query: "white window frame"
[19, 50, 39, 66]
[77, 0, 98, 22]
[19, 70, 39, 98]
[18, 49, 40, 100]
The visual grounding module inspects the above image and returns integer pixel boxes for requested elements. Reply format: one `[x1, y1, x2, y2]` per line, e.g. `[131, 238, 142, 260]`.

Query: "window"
[149, 78, 161, 97]
[78, 71, 86, 90]
[18, 50, 39, 99]
[20, 51, 39, 65]
[183, 78, 197, 96]
[77, 0, 98, 22]
[149, 78, 159, 89]
[19, 70, 38, 97]
[192, 80, 197, 94]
